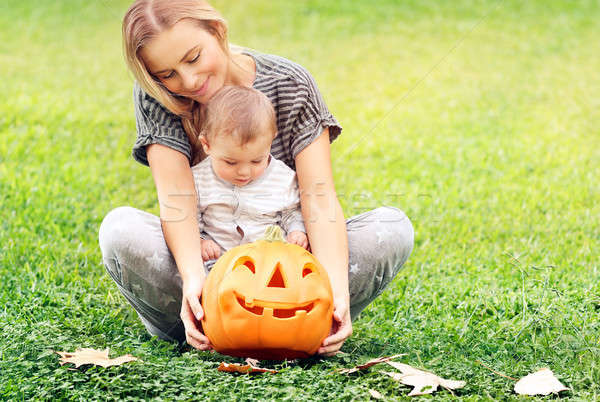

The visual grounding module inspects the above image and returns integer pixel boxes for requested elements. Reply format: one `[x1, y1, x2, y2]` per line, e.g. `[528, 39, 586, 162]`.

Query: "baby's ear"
[199, 135, 210, 153]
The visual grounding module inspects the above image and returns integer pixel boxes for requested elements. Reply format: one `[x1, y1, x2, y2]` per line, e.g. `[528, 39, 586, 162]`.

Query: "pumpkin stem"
[261, 225, 287, 243]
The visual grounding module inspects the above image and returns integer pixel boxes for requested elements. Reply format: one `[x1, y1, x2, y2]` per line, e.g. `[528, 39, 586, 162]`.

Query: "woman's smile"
[189, 76, 210, 98]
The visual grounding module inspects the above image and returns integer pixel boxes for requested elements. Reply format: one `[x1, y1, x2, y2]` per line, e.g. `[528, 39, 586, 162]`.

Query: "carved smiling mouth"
[235, 293, 315, 319]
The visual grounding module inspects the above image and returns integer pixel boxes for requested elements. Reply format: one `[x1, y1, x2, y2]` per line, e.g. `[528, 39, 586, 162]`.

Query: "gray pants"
[98, 206, 414, 343]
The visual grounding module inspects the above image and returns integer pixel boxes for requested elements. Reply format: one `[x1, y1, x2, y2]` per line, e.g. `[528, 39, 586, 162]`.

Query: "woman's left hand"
[318, 296, 352, 356]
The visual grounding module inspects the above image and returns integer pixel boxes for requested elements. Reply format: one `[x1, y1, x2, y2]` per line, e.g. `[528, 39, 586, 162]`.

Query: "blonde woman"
[99, 0, 414, 356]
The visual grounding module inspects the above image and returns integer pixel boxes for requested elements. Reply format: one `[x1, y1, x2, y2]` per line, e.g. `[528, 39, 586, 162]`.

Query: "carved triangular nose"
[267, 263, 286, 288]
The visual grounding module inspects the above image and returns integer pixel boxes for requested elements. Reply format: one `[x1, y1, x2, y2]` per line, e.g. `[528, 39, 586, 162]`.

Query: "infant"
[191, 85, 308, 263]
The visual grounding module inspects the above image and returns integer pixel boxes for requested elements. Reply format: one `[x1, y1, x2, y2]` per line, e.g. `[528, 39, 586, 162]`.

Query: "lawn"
[1, 0, 599, 400]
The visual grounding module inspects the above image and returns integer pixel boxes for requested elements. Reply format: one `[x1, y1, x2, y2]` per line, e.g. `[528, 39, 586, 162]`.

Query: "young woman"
[99, 0, 414, 356]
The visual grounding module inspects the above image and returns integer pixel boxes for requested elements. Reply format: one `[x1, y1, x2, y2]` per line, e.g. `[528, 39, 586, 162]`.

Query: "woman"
[99, 0, 414, 356]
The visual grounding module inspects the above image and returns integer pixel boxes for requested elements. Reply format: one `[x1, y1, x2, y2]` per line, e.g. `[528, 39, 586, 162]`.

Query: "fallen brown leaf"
[244, 357, 260, 367]
[55, 348, 138, 368]
[217, 362, 277, 374]
[384, 361, 466, 396]
[368, 389, 384, 399]
[514, 368, 568, 396]
[337, 354, 406, 374]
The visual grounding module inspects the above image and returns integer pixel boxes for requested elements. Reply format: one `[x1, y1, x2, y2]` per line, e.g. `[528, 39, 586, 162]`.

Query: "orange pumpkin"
[201, 226, 333, 360]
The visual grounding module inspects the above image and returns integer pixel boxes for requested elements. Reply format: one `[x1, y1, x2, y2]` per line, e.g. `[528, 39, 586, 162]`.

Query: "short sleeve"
[289, 71, 342, 160]
[132, 83, 192, 166]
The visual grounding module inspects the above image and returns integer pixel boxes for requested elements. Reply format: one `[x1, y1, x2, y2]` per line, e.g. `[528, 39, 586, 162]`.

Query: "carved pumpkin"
[201, 226, 333, 360]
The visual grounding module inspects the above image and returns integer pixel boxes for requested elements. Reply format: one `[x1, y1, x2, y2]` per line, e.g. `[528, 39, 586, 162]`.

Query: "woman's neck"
[225, 53, 256, 88]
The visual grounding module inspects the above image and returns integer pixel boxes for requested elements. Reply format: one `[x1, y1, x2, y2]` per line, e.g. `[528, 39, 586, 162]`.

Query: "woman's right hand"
[180, 275, 213, 351]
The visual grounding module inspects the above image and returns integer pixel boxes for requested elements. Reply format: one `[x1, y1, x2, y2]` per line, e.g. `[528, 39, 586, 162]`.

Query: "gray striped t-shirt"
[132, 48, 342, 171]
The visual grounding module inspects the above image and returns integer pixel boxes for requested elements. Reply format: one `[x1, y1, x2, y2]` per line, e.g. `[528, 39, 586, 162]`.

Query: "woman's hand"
[180, 275, 213, 351]
[287, 230, 309, 249]
[318, 296, 352, 356]
[200, 239, 221, 261]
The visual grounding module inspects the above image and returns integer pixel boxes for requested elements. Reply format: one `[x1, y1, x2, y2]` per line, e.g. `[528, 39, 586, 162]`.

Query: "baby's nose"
[238, 165, 251, 175]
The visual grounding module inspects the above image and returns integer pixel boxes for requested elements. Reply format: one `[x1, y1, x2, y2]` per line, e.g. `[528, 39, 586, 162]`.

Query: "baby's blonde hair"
[122, 0, 228, 164]
[200, 86, 277, 149]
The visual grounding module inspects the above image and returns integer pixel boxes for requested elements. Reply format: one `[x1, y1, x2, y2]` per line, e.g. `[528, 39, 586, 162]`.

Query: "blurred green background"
[1, 0, 598, 399]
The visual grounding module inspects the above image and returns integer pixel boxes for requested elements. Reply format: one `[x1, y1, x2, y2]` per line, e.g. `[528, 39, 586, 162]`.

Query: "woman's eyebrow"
[152, 46, 199, 75]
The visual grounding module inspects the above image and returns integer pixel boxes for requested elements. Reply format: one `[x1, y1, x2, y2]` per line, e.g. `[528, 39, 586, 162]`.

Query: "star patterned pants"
[98, 206, 414, 343]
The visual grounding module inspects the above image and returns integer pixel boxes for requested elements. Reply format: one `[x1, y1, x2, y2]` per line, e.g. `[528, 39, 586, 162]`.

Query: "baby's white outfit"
[191, 155, 305, 252]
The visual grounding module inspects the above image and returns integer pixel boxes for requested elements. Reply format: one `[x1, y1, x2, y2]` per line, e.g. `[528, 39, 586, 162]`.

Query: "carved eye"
[302, 263, 315, 278]
[233, 257, 255, 274]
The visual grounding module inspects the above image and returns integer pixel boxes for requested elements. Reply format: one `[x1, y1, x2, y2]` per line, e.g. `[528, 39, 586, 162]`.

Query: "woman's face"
[140, 19, 229, 103]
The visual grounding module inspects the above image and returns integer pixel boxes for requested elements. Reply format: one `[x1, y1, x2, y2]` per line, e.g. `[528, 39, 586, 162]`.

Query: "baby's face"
[204, 134, 272, 186]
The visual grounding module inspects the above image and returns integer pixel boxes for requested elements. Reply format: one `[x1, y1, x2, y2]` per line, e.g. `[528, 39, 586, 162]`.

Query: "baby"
[191, 85, 308, 264]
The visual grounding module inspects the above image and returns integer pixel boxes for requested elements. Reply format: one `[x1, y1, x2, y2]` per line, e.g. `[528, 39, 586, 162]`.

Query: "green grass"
[1, 0, 599, 399]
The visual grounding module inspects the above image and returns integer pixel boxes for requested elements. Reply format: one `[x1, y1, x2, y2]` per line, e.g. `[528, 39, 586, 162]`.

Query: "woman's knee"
[347, 205, 414, 276]
[98, 206, 137, 281]
[347, 206, 414, 301]
[99, 206, 180, 289]
[376, 206, 414, 268]
[99, 206, 141, 258]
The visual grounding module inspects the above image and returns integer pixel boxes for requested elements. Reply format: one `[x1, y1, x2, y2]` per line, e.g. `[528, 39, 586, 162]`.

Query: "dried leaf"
[244, 357, 260, 367]
[217, 362, 277, 374]
[384, 361, 465, 396]
[338, 354, 406, 374]
[368, 389, 384, 399]
[514, 368, 568, 396]
[55, 348, 138, 368]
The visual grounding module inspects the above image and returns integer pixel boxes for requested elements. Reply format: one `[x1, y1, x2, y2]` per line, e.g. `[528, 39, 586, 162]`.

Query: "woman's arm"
[147, 143, 212, 350]
[294, 128, 351, 356]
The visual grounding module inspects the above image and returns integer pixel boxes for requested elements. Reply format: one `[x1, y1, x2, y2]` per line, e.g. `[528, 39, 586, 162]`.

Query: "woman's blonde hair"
[200, 85, 277, 148]
[122, 0, 229, 164]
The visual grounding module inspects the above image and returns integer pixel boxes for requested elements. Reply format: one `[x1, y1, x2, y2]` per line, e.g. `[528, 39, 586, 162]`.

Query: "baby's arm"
[281, 207, 305, 234]
[200, 238, 221, 261]
[276, 162, 308, 249]
[195, 189, 221, 261]
[197, 207, 221, 261]
[280, 205, 308, 249]
[286, 229, 309, 249]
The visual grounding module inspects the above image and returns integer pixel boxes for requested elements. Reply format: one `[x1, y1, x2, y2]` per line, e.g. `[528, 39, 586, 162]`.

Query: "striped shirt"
[191, 154, 305, 251]
[132, 48, 342, 170]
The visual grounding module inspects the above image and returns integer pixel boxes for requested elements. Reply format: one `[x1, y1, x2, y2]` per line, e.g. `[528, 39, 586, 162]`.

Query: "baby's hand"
[200, 239, 221, 261]
[287, 231, 309, 250]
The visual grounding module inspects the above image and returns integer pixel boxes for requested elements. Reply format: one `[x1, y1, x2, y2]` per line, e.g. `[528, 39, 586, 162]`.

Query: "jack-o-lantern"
[201, 226, 333, 360]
